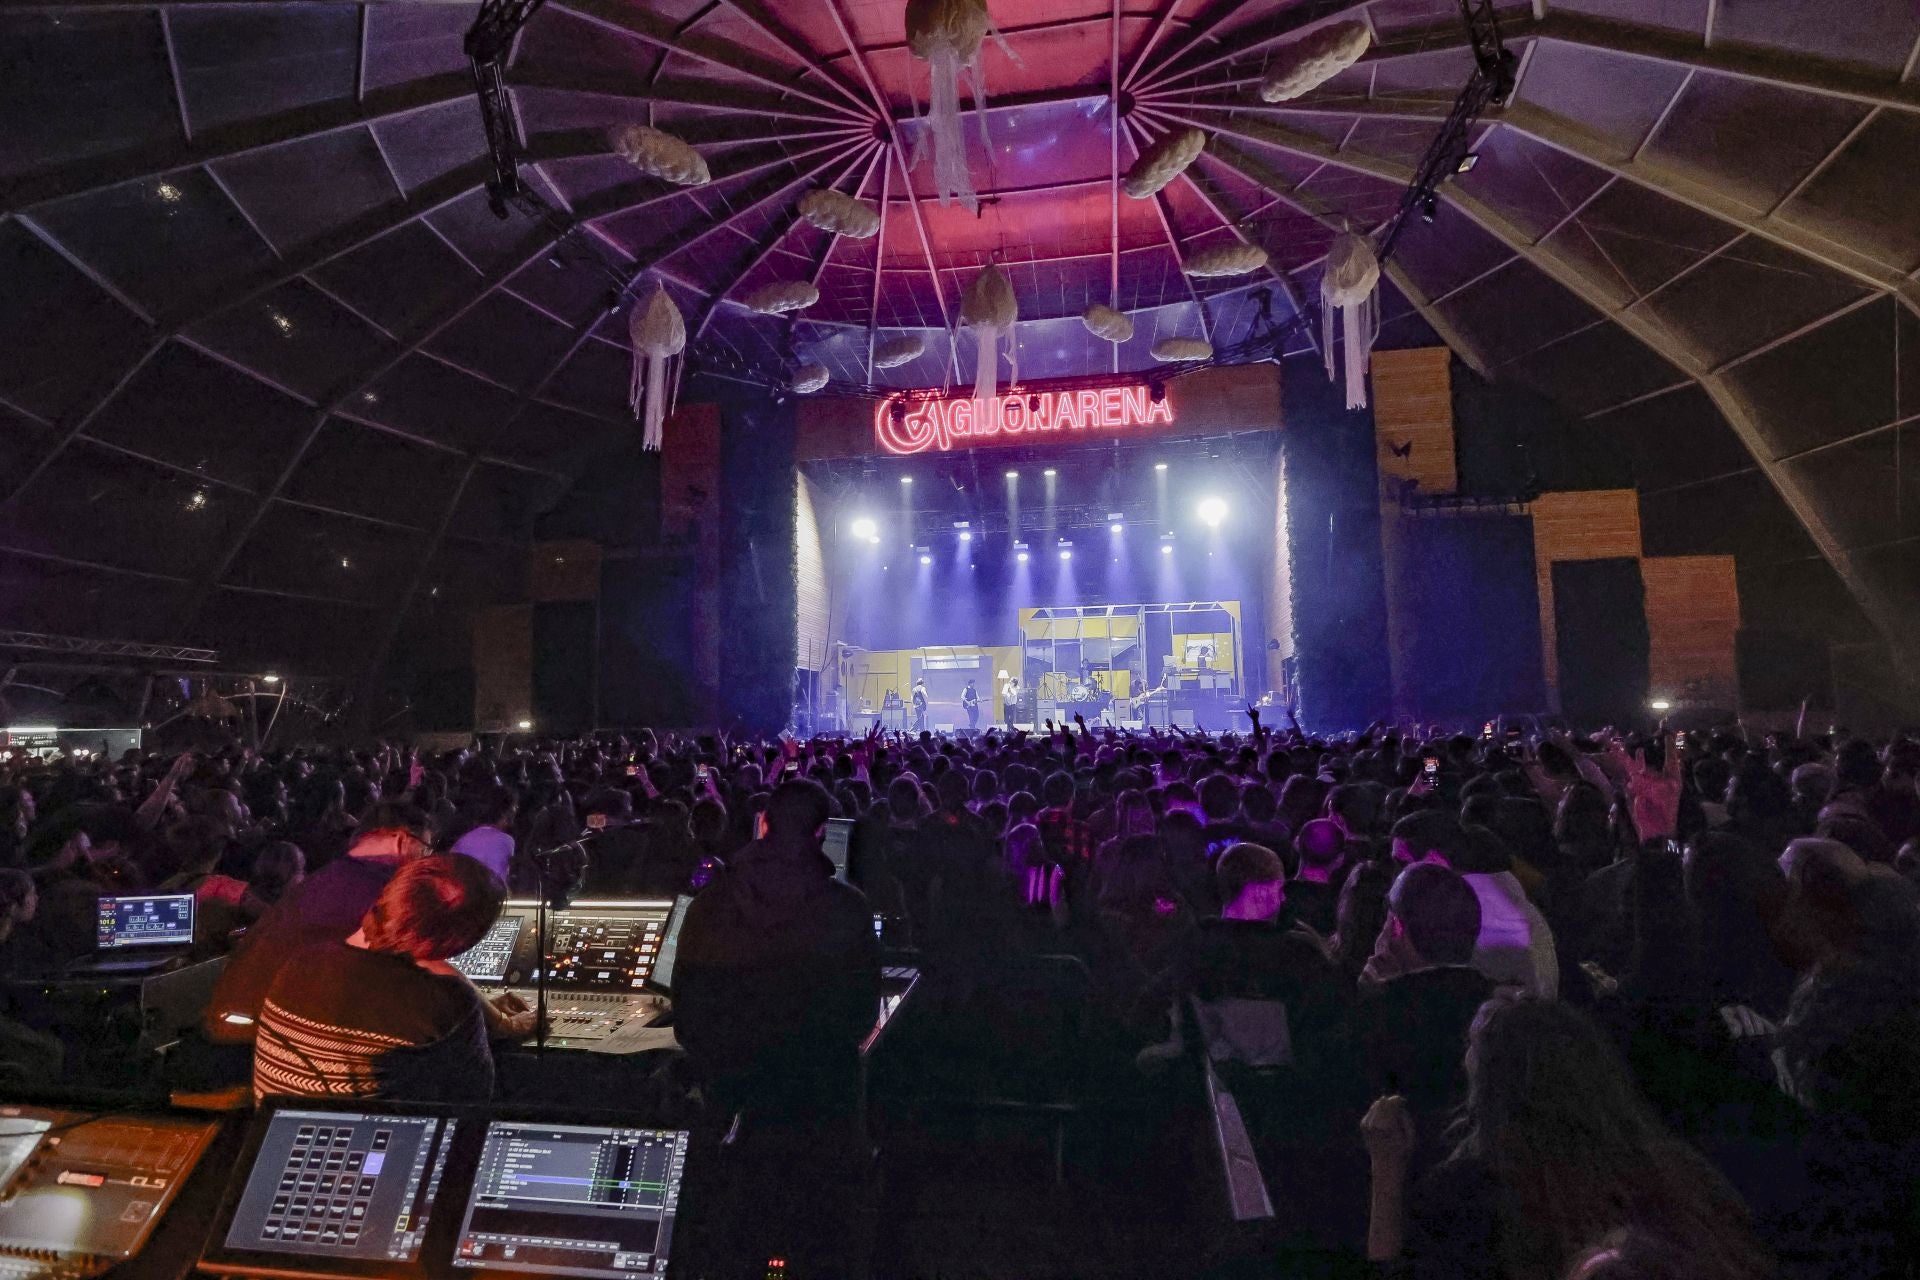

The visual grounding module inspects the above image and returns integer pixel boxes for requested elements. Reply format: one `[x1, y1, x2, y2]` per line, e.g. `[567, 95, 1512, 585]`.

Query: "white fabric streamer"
[1321, 231, 1381, 410]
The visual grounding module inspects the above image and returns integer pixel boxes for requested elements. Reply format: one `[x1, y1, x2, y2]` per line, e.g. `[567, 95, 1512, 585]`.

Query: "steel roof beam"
[553, 0, 872, 125]
[0, 72, 469, 215]
[1145, 104, 1917, 673]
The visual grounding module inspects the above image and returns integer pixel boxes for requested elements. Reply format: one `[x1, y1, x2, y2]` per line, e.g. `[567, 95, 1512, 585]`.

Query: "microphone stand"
[525, 836, 593, 1060]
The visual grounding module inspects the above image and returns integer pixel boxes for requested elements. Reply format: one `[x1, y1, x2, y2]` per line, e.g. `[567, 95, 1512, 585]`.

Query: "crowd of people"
[1, 711, 1917, 1278]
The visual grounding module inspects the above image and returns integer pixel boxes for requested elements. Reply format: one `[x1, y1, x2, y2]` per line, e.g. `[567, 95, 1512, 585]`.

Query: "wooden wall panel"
[1372, 347, 1456, 498]
[1643, 555, 1741, 704]
[1532, 489, 1642, 696]
[795, 471, 830, 672]
[471, 604, 531, 732]
[528, 540, 602, 603]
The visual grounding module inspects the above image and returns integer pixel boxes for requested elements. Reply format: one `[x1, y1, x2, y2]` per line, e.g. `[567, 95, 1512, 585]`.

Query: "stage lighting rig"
[466, 0, 549, 217]
[1198, 497, 1228, 527]
[1377, 0, 1518, 263]
[850, 516, 878, 540]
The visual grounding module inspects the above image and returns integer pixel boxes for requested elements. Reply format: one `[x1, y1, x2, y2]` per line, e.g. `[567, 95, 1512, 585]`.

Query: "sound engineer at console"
[208, 801, 536, 1052]
[254, 854, 509, 1102]
[674, 779, 881, 1126]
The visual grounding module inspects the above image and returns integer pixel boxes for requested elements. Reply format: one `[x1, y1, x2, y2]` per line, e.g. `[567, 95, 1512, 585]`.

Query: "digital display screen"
[222, 1111, 458, 1263]
[542, 915, 666, 991]
[823, 819, 853, 882]
[95, 894, 194, 950]
[452, 1122, 688, 1279]
[449, 916, 526, 985]
[646, 897, 691, 996]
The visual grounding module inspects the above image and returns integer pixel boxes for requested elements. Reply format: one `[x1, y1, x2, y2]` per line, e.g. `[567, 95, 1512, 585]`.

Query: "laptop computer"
[74, 892, 196, 975]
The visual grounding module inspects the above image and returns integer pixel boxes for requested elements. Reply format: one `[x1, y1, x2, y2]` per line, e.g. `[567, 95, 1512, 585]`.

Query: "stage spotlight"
[1154, 462, 1168, 472]
[1160, 544, 1173, 555]
[1006, 470, 1019, 480]
[1059, 549, 1072, 561]
[516, 719, 533, 731]
[900, 475, 913, 485]
[1043, 468, 1056, 478]
[919, 554, 931, 565]
[1110, 522, 1123, 534]
[869, 535, 881, 545]
[1198, 496, 1228, 527]
[1014, 539, 1030, 563]
[850, 516, 878, 540]
[959, 530, 973, 543]
[1017, 551, 1029, 563]
[1650, 698, 1672, 712]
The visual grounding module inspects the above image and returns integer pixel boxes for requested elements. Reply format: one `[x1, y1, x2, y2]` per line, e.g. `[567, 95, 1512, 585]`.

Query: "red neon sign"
[874, 383, 1175, 455]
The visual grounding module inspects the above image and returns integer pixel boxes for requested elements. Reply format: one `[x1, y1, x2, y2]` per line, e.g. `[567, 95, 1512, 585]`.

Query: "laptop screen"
[95, 893, 195, 950]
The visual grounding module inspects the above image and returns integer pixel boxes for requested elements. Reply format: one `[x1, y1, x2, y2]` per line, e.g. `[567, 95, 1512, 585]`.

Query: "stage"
[789, 367, 1288, 736]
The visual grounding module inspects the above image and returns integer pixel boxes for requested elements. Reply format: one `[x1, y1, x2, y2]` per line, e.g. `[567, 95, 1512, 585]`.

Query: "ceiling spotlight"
[339, 556, 353, 569]
[155, 181, 183, 204]
[262, 674, 281, 684]
[1650, 699, 1672, 712]
[186, 489, 208, 511]
[900, 475, 913, 485]
[1198, 496, 1228, 527]
[869, 535, 881, 545]
[1043, 468, 1056, 478]
[1455, 152, 1480, 174]
[919, 554, 932, 565]
[517, 719, 533, 731]
[850, 516, 878, 540]
[1160, 543, 1173, 555]
[1016, 551, 1029, 563]
[959, 530, 973, 542]
[1109, 522, 1123, 534]
[269, 310, 294, 336]
[1059, 549, 1072, 561]
[1005, 470, 1019, 480]
[1154, 462, 1168, 472]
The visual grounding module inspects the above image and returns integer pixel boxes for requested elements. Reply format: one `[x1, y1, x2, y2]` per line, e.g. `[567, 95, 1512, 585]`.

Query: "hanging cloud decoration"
[799, 189, 882, 238]
[609, 125, 710, 186]
[1322, 230, 1382, 409]
[960, 263, 1018, 407]
[742, 280, 820, 315]
[872, 333, 928, 369]
[791, 363, 831, 394]
[1151, 336, 1213, 362]
[1080, 303, 1134, 343]
[1258, 21, 1372, 102]
[1123, 127, 1206, 199]
[904, 0, 1017, 211]
[1184, 242, 1269, 278]
[628, 285, 686, 451]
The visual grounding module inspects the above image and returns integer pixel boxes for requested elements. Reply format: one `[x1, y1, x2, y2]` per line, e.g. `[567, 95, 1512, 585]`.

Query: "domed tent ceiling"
[1, 0, 1916, 687]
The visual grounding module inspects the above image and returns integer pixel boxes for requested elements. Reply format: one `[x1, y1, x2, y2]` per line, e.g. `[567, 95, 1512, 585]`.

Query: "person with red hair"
[253, 854, 508, 1103]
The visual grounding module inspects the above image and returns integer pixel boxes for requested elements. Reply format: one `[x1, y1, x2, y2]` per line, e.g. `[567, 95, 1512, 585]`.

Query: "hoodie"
[673, 839, 880, 1120]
